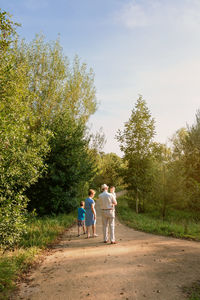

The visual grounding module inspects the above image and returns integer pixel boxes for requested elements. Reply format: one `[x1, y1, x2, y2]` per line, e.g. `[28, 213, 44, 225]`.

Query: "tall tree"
[27, 113, 96, 215]
[116, 95, 156, 213]
[0, 12, 98, 248]
[184, 111, 200, 210]
[19, 35, 98, 215]
[0, 11, 50, 249]
[18, 36, 97, 126]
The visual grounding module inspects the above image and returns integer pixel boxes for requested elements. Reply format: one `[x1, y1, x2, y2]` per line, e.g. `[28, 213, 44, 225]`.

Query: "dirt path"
[16, 195, 200, 300]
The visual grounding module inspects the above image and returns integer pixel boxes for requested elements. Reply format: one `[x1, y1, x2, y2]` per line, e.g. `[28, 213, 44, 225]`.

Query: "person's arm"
[91, 203, 96, 220]
[111, 194, 117, 206]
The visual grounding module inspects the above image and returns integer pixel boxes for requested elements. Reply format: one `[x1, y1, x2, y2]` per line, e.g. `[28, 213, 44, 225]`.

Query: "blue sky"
[1, 0, 200, 155]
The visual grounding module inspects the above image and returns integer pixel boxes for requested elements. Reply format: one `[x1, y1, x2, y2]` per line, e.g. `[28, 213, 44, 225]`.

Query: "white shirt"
[98, 191, 117, 209]
[112, 192, 116, 199]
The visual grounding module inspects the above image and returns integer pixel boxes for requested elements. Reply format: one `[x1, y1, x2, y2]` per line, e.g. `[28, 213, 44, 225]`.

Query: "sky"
[1, 0, 200, 155]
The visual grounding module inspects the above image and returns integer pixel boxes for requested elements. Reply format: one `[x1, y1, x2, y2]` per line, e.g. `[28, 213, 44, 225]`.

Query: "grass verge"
[117, 195, 200, 241]
[0, 211, 76, 299]
[183, 281, 200, 300]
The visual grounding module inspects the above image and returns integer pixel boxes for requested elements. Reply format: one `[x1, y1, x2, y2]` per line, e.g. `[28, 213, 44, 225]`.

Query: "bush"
[0, 195, 28, 250]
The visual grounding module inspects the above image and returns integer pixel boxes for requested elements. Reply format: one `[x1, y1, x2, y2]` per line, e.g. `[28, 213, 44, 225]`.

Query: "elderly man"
[98, 184, 117, 244]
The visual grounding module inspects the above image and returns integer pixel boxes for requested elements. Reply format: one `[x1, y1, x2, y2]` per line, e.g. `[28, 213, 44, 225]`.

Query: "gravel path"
[16, 194, 200, 300]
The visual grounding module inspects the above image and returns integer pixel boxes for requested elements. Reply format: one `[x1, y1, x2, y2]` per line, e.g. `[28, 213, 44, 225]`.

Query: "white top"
[112, 192, 116, 199]
[98, 191, 117, 209]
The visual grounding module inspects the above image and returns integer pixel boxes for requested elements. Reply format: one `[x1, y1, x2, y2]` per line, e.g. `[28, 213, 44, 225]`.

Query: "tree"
[183, 111, 200, 211]
[17, 36, 97, 126]
[27, 113, 96, 215]
[92, 152, 124, 191]
[1, 10, 98, 248]
[0, 11, 50, 249]
[19, 35, 98, 215]
[116, 95, 156, 213]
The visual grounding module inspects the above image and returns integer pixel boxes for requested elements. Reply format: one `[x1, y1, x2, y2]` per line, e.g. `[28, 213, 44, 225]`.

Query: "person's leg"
[102, 211, 109, 242]
[108, 210, 115, 243]
[92, 224, 98, 237]
[92, 224, 95, 235]
[77, 224, 80, 236]
[110, 216, 115, 243]
[82, 222, 86, 234]
[86, 226, 90, 238]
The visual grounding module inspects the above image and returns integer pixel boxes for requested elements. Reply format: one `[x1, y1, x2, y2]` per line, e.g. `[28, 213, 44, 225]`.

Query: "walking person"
[98, 184, 117, 244]
[77, 201, 86, 236]
[85, 189, 98, 238]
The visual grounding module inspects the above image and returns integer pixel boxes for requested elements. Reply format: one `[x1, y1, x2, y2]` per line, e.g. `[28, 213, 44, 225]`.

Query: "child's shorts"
[78, 220, 85, 227]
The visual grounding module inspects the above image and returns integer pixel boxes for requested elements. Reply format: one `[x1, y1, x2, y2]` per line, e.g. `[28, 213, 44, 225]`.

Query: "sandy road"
[16, 195, 200, 300]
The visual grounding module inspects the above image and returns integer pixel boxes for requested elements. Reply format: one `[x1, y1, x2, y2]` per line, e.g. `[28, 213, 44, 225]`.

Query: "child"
[110, 186, 117, 209]
[110, 186, 116, 199]
[77, 201, 86, 236]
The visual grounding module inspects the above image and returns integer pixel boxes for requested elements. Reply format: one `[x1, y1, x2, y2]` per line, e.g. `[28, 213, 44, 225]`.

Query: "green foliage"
[0, 11, 51, 249]
[117, 95, 155, 158]
[0, 212, 76, 299]
[27, 113, 97, 214]
[184, 111, 200, 210]
[116, 95, 156, 212]
[65, 55, 97, 122]
[117, 195, 200, 241]
[0, 247, 39, 299]
[116, 96, 200, 218]
[19, 211, 76, 248]
[92, 152, 124, 190]
[18, 35, 97, 125]
[0, 196, 27, 250]
[17, 34, 98, 215]
[157, 114, 200, 216]
[0, 9, 19, 51]
[0, 10, 97, 249]
[183, 281, 200, 300]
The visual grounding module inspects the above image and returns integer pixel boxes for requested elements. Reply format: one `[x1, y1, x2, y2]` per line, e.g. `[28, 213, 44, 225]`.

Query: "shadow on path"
[16, 192, 200, 300]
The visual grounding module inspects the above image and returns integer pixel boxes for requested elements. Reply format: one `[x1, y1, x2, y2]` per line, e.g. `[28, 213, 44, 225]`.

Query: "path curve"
[16, 193, 200, 300]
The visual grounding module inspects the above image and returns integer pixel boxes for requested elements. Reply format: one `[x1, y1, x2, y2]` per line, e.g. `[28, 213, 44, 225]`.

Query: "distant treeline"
[115, 95, 200, 219]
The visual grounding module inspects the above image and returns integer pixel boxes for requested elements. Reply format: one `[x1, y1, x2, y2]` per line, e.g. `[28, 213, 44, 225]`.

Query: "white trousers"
[101, 210, 115, 242]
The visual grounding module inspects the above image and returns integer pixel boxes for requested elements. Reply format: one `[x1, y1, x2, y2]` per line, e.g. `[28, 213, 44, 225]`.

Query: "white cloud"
[114, 2, 149, 28]
[113, 0, 200, 31]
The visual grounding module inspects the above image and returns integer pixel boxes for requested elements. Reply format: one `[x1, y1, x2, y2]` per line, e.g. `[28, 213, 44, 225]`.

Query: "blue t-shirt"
[78, 207, 86, 221]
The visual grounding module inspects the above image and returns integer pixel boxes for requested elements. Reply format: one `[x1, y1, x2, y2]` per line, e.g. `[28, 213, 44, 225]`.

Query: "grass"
[19, 212, 76, 248]
[0, 211, 76, 299]
[116, 195, 200, 241]
[183, 281, 200, 300]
